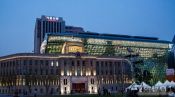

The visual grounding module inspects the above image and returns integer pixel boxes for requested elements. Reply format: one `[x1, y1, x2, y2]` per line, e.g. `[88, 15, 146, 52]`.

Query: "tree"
[142, 52, 169, 85]
[134, 67, 142, 83]
[142, 70, 152, 84]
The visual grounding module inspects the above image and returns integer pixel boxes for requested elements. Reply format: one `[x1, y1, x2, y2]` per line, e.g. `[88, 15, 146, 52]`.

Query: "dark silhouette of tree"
[142, 70, 153, 84]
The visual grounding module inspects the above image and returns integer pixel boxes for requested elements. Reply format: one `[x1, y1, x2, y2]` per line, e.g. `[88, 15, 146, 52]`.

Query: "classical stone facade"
[0, 53, 132, 95]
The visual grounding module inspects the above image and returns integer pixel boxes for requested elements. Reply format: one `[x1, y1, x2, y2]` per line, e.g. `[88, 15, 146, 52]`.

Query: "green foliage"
[142, 70, 153, 84]
[103, 41, 115, 56]
[142, 52, 168, 85]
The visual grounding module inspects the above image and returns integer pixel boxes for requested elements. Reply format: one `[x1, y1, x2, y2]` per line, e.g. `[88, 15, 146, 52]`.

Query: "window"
[96, 61, 99, 67]
[45, 60, 49, 66]
[90, 61, 93, 66]
[29, 60, 32, 65]
[72, 68, 75, 76]
[7, 62, 9, 67]
[71, 61, 74, 66]
[51, 61, 54, 67]
[56, 61, 59, 67]
[109, 62, 112, 67]
[0, 62, 3, 68]
[64, 68, 67, 76]
[46, 69, 48, 75]
[96, 69, 99, 75]
[64, 60, 67, 66]
[56, 69, 59, 74]
[77, 67, 81, 76]
[51, 69, 54, 74]
[106, 70, 108, 75]
[40, 60, 43, 65]
[91, 70, 93, 76]
[40, 69, 43, 75]
[101, 61, 104, 67]
[24, 60, 27, 65]
[82, 68, 86, 76]
[35, 60, 38, 65]
[105, 61, 108, 67]
[35, 69, 38, 74]
[91, 79, 94, 84]
[77, 60, 80, 65]
[16, 60, 19, 66]
[63, 79, 67, 85]
[82, 61, 85, 66]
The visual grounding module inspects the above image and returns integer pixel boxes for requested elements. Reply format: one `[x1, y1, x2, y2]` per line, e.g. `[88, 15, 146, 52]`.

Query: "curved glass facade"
[44, 34, 171, 84]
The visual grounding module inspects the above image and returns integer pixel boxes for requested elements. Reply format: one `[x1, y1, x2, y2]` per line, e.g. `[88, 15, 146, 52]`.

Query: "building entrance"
[72, 83, 85, 93]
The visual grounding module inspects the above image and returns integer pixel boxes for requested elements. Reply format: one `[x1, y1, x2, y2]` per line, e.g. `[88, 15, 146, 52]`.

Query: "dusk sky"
[0, 0, 175, 56]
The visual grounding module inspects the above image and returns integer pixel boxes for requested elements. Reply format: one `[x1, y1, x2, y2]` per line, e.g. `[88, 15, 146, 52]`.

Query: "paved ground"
[27, 94, 168, 97]
[0, 94, 12, 97]
[0, 93, 169, 97]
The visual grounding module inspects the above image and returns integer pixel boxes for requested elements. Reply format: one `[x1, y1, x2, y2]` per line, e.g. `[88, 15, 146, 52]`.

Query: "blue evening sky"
[0, 0, 175, 56]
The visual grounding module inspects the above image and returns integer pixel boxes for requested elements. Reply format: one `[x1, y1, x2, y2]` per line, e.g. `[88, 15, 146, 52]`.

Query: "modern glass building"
[40, 32, 172, 84]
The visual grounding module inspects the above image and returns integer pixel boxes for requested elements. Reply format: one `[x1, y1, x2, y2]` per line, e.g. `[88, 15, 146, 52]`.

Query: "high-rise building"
[34, 15, 66, 53]
[34, 15, 85, 53]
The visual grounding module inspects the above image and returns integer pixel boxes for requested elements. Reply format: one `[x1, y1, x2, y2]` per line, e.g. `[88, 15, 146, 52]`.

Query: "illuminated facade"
[35, 15, 173, 84]
[34, 15, 84, 53]
[0, 53, 132, 95]
[0, 15, 173, 96]
[39, 32, 172, 84]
